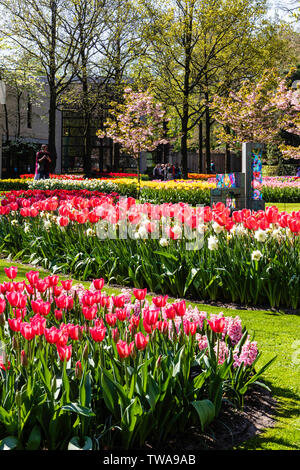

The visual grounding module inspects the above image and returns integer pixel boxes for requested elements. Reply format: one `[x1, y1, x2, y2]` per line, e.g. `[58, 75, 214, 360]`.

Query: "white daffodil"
[159, 237, 169, 247]
[254, 229, 267, 243]
[212, 221, 224, 234]
[251, 250, 263, 261]
[208, 235, 219, 251]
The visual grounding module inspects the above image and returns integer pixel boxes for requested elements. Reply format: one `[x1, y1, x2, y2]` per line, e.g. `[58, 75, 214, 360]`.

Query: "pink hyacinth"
[223, 316, 243, 345]
[233, 336, 258, 368]
[214, 340, 229, 365]
[197, 334, 208, 351]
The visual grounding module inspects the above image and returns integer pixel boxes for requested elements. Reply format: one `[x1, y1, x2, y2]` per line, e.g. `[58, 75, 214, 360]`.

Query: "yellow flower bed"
[111, 178, 215, 190]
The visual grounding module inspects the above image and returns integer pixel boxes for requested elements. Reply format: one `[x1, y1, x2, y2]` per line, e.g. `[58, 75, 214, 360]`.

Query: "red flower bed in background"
[20, 172, 138, 180]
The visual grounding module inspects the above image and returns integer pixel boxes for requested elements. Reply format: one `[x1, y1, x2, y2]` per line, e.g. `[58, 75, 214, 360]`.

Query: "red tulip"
[135, 332, 149, 350]
[105, 313, 117, 327]
[25, 283, 34, 295]
[112, 328, 119, 343]
[13, 281, 26, 292]
[58, 216, 69, 227]
[173, 300, 186, 317]
[112, 295, 126, 308]
[2, 282, 14, 293]
[25, 271, 40, 285]
[152, 295, 168, 308]
[54, 286, 63, 297]
[68, 324, 83, 341]
[90, 325, 106, 342]
[93, 278, 105, 290]
[39, 301, 51, 317]
[288, 218, 300, 234]
[55, 295, 68, 310]
[116, 308, 127, 322]
[57, 344, 72, 361]
[207, 317, 226, 334]
[44, 326, 59, 344]
[7, 292, 20, 307]
[184, 321, 197, 336]
[157, 320, 169, 334]
[35, 279, 49, 293]
[4, 266, 18, 280]
[116, 340, 134, 359]
[61, 280, 73, 291]
[55, 309, 63, 321]
[47, 275, 60, 287]
[133, 288, 147, 301]
[165, 305, 176, 320]
[20, 322, 36, 341]
[82, 305, 97, 320]
[0, 298, 6, 313]
[31, 299, 42, 314]
[144, 308, 159, 325]
[129, 315, 140, 328]
[82, 293, 96, 307]
[8, 317, 22, 332]
[30, 315, 46, 335]
[14, 308, 27, 319]
[56, 327, 69, 346]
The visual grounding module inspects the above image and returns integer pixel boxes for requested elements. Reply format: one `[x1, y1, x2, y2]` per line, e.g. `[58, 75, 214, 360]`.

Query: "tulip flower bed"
[0, 266, 274, 450]
[0, 191, 299, 309]
[0, 175, 299, 203]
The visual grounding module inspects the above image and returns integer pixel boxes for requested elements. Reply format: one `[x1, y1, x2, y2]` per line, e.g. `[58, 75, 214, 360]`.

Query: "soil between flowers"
[145, 385, 276, 451]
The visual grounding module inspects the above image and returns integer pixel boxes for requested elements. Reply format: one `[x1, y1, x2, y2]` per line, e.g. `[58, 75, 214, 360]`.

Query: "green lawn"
[266, 202, 300, 213]
[0, 258, 299, 450]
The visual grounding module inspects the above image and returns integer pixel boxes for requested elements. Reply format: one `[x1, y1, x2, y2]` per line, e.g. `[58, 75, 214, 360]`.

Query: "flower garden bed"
[0, 191, 299, 309]
[0, 265, 275, 450]
[0, 175, 299, 203]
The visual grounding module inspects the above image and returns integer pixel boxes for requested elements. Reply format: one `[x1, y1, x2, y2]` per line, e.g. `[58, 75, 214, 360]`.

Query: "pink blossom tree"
[97, 88, 169, 193]
[212, 69, 300, 159]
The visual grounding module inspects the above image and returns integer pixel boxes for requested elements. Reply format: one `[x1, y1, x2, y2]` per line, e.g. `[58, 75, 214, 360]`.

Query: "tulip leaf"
[68, 436, 93, 450]
[0, 436, 20, 451]
[26, 424, 41, 450]
[62, 402, 95, 417]
[191, 399, 215, 432]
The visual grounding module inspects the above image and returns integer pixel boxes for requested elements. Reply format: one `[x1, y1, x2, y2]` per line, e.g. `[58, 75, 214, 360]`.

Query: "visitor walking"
[174, 163, 182, 179]
[34, 144, 52, 180]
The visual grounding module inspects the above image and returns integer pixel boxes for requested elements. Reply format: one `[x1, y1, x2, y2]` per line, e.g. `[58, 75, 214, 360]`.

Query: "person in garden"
[34, 144, 52, 180]
[153, 163, 161, 179]
[174, 163, 182, 179]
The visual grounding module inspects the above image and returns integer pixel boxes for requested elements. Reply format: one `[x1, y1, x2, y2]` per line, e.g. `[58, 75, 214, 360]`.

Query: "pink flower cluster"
[233, 336, 258, 368]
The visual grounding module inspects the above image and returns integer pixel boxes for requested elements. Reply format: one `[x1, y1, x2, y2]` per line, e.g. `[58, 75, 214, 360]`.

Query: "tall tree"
[61, 0, 109, 176]
[0, 0, 81, 171]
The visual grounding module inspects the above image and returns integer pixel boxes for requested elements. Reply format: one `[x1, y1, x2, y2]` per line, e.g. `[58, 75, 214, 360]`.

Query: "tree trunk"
[3, 104, 9, 144]
[163, 119, 169, 164]
[17, 93, 21, 138]
[198, 120, 203, 173]
[180, 11, 193, 179]
[113, 142, 120, 171]
[225, 143, 231, 173]
[181, 119, 188, 178]
[205, 103, 211, 173]
[48, 86, 57, 172]
[48, 1, 58, 173]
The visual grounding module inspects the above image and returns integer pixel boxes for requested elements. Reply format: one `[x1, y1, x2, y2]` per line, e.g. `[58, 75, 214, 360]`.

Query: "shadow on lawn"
[237, 380, 300, 450]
